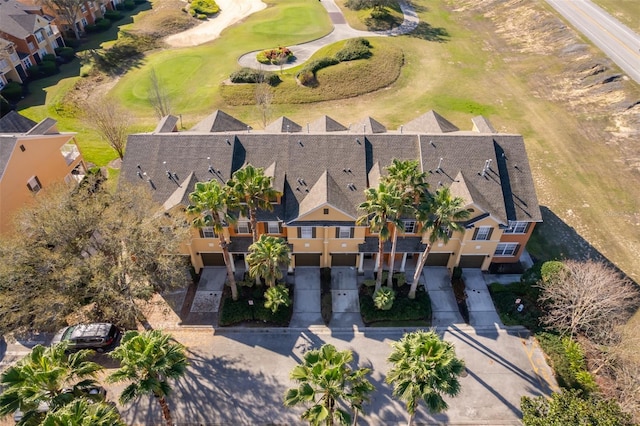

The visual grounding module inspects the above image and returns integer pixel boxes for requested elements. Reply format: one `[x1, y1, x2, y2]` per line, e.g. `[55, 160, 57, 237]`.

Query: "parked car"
[51, 323, 120, 352]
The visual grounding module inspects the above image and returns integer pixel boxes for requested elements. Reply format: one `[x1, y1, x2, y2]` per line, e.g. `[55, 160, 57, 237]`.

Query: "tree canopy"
[0, 178, 190, 332]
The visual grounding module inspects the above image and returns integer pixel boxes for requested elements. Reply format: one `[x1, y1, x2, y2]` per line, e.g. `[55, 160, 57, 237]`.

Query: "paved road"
[546, 0, 640, 84]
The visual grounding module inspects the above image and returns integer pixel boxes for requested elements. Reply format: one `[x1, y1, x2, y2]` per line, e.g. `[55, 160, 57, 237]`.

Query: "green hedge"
[334, 38, 371, 62]
[360, 285, 431, 324]
[55, 47, 75, 61]
[229, 68, 280, 85]
[104, 10, 123, 20]
[1, 82, 23, 103]
[190, 0, 219, 15]
[535, 333, 596, 393]
[219, 285, 293, 326]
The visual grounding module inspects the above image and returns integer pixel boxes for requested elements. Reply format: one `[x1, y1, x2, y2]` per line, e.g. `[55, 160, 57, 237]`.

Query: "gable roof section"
[154, 115, 179, 133]
[471, 116, 496, 133]
[352, 116, 386, 134]
[297, 170, 356, 220]
[0, 0, 44, 39]
[26, 118, 58, 135]
[402, 110, 459, 133]
[308, 115, 347, 132]
[265, 116, 302, 133]
[189, 110, 248, 133]
[162, 172, 196, 210]
[0, 111, 37, 133]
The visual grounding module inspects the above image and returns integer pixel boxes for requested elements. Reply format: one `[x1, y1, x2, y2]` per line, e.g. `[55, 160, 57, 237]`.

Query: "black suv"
[51, 323, 120, 352]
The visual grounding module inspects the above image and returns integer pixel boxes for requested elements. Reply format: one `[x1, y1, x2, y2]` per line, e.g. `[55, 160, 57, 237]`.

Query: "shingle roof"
[472, 116, 496, 133]
[359, 236, 426, 253]
[26, 118, 57, 135]
[0, 137, 18, 180]
[265, 116, 302, 133]
[0, 111, 37, 133]
[154, 115, 179, 133]
[308, 115, 348, 132]
[402, 110, 459, 133]
[189, 110, 248, 133]
[120, 111, 541, 226]
[0, 0, 45, 39]
[351, 116, 386, 134]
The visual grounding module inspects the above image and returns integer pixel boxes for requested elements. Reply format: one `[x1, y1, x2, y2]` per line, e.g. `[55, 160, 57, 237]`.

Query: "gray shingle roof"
[359, 236, 426, 253]
[265, 116, 302, 133]
[120, 111, 541, 226]
[351, 116, 386, 134]
[189, 110, 248, 133]
[308, 115, 348, 132]
[472, 116, 496, 133]
[154, 115, 179, 133]
[0, 0, 45, 39]
[26, 118, 57, 135]
[402, 110, 459, 133]
[0, 137, 18, 180]
[0, 111, 37, 133]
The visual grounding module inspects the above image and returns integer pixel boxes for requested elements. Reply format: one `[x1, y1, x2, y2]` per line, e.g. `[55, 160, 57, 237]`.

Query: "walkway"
[237, 0, 419, 71]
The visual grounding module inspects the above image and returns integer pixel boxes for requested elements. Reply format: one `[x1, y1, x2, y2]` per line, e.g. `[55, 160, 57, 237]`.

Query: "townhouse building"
[0, 111, 86, 234]
[0, 38, 25, 86]
[120, 110, 542, 275]
[0, 0, 64, 76]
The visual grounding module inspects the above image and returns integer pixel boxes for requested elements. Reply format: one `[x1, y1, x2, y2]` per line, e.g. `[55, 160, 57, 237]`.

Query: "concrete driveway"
[289, 268, 323, 327]
[463, 269, 504, 329]
[112, 326, 557, 425]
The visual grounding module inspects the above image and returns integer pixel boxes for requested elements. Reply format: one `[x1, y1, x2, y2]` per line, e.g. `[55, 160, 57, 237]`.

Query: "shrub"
[190, 0, 219, 15]
[26, 65, 41, 78]
[84, 24, 99, 33]
[133, 0, 146, 4]
[196, 13, 207, 19]
[104, 10, 123, 20]
[335, 38, 372, 62]
[0, 81, 23, 103]
[39, 60, 58, 76]
[360, 285, 431, 323]
[115, 2, 125, 10]
[296, 70, 315, 87]
[230, 68, 280, 85]
[256, 46, 293, 65]
[62, 38, 81, 49]
[56, 47, 75, 61]
[302, 56, 339, 74]
[42, 53, 56, 62]
[393, 273, 406, 287]
[374, 287, 395, 310]
[123, 0, 135, 10]
[488, 281, 541, 330]
[362, 279, 376, 287]
[264, 285, 291, 314]
[521, 262, 543, 284]
[96, 18, 112, 31]
[536, 333, 596, 393]
[541, 260, 564, 283]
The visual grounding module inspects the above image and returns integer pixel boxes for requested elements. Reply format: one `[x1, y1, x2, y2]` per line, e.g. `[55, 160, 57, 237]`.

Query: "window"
[0, 77, 5, 91]
[267, 221, 280, 234]
[27, 42, 35, 52]
[300, 227, 313, 239]
[473, 226, 492, 241]
[338, 226, 352, 239]
[403, 220, 416, 233]
[35, 31, 45, 43]
[27, 176, 42, 193]
[323, 208, 329, 215]
[81, 4, 87, 12]
[236, 222, 250, 234]
[0, 59, 8, 69]
[504, 221, 529, 234]
[23, 57, 32, 68]
[494, 243, 519, 256]
[46, 25, 53, 36]
[81, 18, 88, 27]
[201, 227, 216, 238]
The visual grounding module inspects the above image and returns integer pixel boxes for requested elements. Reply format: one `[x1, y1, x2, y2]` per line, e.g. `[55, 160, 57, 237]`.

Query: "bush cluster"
[1, 81, 23, 103]
[536, 333, 596, 393]
[229, 68, 280, 85]
[85, 18, 112, 33]
[104, 10, 123, 20]
[360, 285, 431, 324]
[219, 284, 293, 326]
[27, 60, 58, 79]
[335, 38, 372, 61]
[488, 281, 541, 330]
[55, 46, 75, 61]
[256, 46, 293, 64]
[190, 0, 219, 15]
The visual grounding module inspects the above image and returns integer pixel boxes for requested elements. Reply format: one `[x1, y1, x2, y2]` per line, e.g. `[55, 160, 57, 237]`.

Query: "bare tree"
[38, 0, 84, 39]
[82, 98, 132, 159]
[148, 68, 171, 119]
[538, 260, 639, 340]
[254, 80, 273, 128]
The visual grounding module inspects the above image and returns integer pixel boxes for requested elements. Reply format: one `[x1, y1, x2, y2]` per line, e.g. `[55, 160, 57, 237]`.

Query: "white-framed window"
[300, 226, 313, 239]
[46, 25, 53, 36]
[39, 48, 48, 59]
[403, 220, 416, 233]
[338, 226, 351, 239]
[494, 243, 519, 256]
[23, 57, 33, 68]
[201, 227, 216, 238]
[0, 59, 7, 69]
[267, 221, 280, 234]
[27, 176, 42, 193]
[81, 4, 87, 12]
[81, 18, 88, 27]
[27, 42, 35, 51]
[35, 31, 45, 43]
[504, 221, 528, 234]
[473, 226, 492, 241]
[236, 222, 250, 234]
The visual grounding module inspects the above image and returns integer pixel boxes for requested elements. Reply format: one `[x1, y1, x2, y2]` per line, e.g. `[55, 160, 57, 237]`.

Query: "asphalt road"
[546, 0, 640, 84]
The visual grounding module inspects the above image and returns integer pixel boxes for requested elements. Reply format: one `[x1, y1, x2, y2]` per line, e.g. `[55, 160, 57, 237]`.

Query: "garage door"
[425, 252, 450, 266]
[201, 253, 225, 266]
[295, 253, 321, 267]
[458, 255, 485, 268]
[332, 254, 357, 267]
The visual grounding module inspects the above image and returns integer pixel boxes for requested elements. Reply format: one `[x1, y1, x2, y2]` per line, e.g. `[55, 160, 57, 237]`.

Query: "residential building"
[0, 111, 86, 234]
[0, 0, 64, 73]
[120, 110, 541, 274]
[0, 38, 25, 86]
[19, 0, 116, 38]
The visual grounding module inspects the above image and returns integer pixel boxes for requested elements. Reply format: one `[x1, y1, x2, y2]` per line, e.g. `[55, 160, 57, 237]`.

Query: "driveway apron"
[290, 268, 324, 327]
[462, 268, 504, 328]
[423, 267, 465, 326]
[329, 267, 364, 328]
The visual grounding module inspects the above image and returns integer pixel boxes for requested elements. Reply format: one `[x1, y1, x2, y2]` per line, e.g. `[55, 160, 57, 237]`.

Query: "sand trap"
[165, 0, 266, 47]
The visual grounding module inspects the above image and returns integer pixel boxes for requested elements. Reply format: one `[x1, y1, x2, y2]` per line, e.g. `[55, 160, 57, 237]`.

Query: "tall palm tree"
[386, 330, 465, 426]
[226, 164, 278, 243]
[0, 343, 102, 424]
[187, 179, 239, 301]
[246, 234, 291, 288]
[284, 344, 374, 425]
[42, 400, 125, 426]
[409, 187, 470, 299]
[356, 182, 403, 292]
[108, 330, 188, 426]
[382, 159, 429, 287]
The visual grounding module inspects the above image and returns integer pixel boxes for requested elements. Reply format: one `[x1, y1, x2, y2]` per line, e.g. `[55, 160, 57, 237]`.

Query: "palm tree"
[246, 234, 291, 288]
[187, 179, 239, 300]
[0, 343, 102, 424]
[42, 400, 125, 426]
[386, 330, 465, 426]
[284, 344, 374, 425]
[382, 159, 429, 288]
[108, 330, 188, 426]
[409, 187, 470, 299]
[226, 164, 278, 243]
[356, 182, 403, 292]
